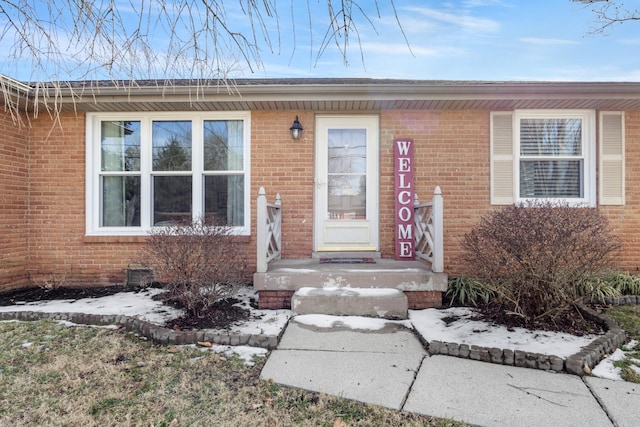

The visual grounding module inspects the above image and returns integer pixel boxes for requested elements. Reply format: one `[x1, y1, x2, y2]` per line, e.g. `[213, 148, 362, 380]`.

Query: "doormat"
[319, 257, 376, 264]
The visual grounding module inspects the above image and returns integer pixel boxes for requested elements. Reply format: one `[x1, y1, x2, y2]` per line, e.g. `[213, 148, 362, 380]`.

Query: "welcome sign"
[394, 138, 415, 260]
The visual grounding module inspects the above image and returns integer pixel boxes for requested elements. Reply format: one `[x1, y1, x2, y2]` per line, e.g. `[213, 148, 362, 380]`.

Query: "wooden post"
[432, 186, 444, 273]
[256, 187, 267, 273]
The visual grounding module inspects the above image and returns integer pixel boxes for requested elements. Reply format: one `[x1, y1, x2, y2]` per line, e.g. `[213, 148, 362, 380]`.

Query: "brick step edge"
[0, 311, 281, 349]
[421, 297, 637, 376]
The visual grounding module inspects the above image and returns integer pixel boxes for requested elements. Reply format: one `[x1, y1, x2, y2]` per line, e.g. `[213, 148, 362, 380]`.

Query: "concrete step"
[291, 287, 408, 320]
[253, 258, 448, 292]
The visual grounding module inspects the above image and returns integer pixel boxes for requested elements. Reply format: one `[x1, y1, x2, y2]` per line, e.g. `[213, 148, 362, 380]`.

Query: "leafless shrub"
[35, 272, 66, 291]
[462, 202, 621, 322]
[140, 217, 248, 318]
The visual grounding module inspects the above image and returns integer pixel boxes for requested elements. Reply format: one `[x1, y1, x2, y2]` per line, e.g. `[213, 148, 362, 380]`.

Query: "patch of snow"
[187, 343, 268, 366]
[56, 320, 120, 329]
[212, 345, 268, 366]
[409, 307, 600, 358]
[0, 287, 182, 324]
[591, 349, 627, 380]
[296, 287, 400, 297]
[294, 314, 412, 331]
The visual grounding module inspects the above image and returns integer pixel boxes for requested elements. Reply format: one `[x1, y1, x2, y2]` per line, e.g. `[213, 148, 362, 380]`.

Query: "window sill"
[84, 235, 252, 244]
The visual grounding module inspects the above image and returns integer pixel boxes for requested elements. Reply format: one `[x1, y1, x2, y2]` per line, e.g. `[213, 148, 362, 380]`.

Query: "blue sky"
[1, 0, 639, 82]
[252, 0, 640, 81]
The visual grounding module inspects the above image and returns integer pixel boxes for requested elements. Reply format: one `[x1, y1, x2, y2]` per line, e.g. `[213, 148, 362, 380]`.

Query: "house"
[2, 75, 640, 311]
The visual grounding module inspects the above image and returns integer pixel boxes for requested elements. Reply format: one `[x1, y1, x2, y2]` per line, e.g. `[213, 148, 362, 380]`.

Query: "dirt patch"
[0, 285, 135, 306]
[153, 293, 251, 330]
[472, 302, 604, 336]
[0, 284, 251, 331]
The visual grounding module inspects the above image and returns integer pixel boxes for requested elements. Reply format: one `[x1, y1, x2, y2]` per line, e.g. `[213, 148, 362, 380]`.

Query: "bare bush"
[462, 202, 621, 322]
[140, 218, 248, 318]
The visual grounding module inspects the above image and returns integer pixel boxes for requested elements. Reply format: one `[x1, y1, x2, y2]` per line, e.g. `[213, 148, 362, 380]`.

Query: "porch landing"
[253, 254, 448, 311]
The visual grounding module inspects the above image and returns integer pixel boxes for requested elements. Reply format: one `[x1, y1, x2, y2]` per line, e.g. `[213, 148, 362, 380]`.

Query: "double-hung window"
[87, 112, 251, 235]
[491, 110, 596, 206]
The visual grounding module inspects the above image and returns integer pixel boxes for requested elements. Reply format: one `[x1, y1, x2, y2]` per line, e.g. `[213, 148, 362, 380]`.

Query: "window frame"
[513, 109, 596, 207]
[86, 111, 251, 236]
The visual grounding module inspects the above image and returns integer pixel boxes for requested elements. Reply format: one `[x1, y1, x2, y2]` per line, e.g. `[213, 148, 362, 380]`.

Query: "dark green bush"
[462, 202, 621, 322]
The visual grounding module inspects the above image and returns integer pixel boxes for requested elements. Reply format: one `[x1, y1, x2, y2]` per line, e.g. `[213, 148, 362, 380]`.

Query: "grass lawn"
[606, 304, 640, 383]
[0, 320, 465, 426]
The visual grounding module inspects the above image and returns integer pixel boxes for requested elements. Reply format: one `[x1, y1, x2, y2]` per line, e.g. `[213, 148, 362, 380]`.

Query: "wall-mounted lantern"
[290, 115, 303, 140]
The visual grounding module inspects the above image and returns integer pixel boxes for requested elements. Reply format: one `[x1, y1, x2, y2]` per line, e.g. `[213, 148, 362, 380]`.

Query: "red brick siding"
[380, 110, 492, 273]
[406, 291, 443, 309]
[5, 109, 640, 289]
[601, 111, 640, 273]
[0, 109, 29, 291]
[251, 111, 315, 258]
[258, 290, 295, 309]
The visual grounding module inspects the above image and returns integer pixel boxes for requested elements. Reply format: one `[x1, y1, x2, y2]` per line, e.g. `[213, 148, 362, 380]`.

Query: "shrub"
[574, 274, 621, 303]
[139, 218, 248, 318]
[445, 277, 494, 307]
[602, 271, 640, 296]
[461, 202, 621, 322]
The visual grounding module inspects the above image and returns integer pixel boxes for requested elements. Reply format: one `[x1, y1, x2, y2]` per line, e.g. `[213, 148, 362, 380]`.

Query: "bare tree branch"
[0, 0, 410, 122]
[573, 0, 640, 34]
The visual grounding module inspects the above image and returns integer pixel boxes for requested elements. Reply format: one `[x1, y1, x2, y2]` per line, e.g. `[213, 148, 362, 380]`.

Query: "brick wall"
[601, 111, 640, 273]
[251, 111, 315, 258]
[5, 108, 640, 290]
[0, 109, 29, 291]
[380, 110, 492, 273]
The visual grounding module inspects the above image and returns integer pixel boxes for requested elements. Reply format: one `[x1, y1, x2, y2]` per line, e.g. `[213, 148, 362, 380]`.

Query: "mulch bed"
[0, 284, 251, 331]
[471, 302, 604, 336]
[2, 285, 603, 335]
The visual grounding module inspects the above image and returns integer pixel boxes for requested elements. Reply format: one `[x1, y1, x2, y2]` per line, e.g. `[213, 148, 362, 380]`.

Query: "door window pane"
[101, 176, 141, 226]
[328, 175, 366, 219]
[153, 176, 192, 225]
[328, 129, 367, 173]
[327, 128, 367, 220]
[152, 121, 192, 171]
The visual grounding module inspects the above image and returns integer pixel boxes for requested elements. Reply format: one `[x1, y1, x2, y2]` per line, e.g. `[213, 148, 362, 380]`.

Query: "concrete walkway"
[261, 317, 640, 427]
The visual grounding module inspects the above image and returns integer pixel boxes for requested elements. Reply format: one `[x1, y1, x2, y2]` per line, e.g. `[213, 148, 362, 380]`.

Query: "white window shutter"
[491, 112, 514, 205]
[599, 112, 625, 205]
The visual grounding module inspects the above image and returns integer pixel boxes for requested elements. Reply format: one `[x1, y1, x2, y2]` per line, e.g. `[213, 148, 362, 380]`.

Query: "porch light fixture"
[290, 115, 304, 140]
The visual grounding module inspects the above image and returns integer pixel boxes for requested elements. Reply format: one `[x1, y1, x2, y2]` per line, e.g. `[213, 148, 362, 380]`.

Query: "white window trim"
[86, 111, 252, 236]
[513, 109, 596, 207]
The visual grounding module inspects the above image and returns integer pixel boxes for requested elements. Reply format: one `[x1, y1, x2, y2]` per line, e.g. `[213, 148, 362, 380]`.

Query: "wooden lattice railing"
[414, 187, 444, 273]
[256, 187, 282, 273]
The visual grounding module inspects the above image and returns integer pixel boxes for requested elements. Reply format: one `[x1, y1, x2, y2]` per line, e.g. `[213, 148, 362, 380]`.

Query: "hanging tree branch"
[573, 0, 640, 34]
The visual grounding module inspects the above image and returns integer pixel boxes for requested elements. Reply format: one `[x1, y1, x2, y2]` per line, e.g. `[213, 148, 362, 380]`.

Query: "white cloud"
[519, 37, 579, 45]
[359, 42, 465, 57]
[618, 38, 640, 45]
[405, 7, 501, 33]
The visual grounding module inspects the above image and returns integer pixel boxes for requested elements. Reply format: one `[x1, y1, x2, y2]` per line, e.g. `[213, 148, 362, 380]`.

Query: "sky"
[1, 0, 639, 82]
[254, 0, 640, 81]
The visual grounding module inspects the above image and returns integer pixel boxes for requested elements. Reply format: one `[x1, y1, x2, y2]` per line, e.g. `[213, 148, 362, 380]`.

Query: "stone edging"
[424, 297, 638, 376]
[0, 310, 281, 350]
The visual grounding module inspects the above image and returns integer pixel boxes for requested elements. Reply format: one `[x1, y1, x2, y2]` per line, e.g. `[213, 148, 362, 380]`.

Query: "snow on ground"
[294, 313, 412, 331]
[409, 307, 599, 358]
[0, 288, 634, 379]
[0, 287, 182, 324]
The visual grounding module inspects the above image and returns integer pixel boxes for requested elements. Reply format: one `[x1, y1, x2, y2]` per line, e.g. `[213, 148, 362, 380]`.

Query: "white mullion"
[140, 117, 152, 230]
[191, 116, 203, 221]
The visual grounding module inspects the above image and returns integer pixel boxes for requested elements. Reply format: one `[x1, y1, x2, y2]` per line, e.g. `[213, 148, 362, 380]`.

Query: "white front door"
[314, 115, 379, 251]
